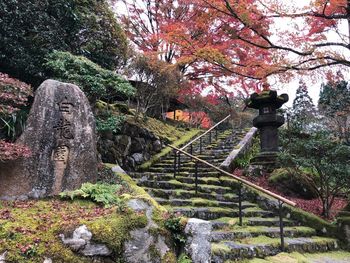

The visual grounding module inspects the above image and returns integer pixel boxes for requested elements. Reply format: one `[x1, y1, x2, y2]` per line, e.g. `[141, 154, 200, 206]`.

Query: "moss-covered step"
[210, 226, 317, 242]
[155, 197, 256, 209]
[144, 188, 238, 202]
[247, 217, 298, 227]
[211, 217, 296, 230]
[244, 251, 350, 263]
[139, 175, 239, 188]
[211, 236, 338, 262]
[139, 180, 234, 195]
[166, 206, 273, 220]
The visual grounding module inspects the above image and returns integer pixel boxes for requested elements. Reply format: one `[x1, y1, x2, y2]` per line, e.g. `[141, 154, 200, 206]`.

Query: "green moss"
[239, 235, 280, 246]
[211, 243, 231, 255]
[287, 206, 337, 235]
[162, 251, 177, 263]
[177, 253, 193, 263]
[149, 244, 161, 262]
[268, 168, 290, 184]
[256, 251, 350, 263]
[104, 164, 168, 224]
[191, 198, 218, 207]
[0, 199, 112, 263]
[138, 129, 201, 171]
[85, 211, 147, 256]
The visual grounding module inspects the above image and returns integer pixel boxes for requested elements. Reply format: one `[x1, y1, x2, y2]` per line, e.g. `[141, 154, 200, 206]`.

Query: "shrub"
[59, 182, 125, 208]
[96, 114, 126, 133]
[164, 215, 187, 249]
[0, 0, 128, 84]
[0, 73, 32, 161]
[268, 168, 318, 199]
[44, 51, 135, 103]
[279, 130, 350, 218]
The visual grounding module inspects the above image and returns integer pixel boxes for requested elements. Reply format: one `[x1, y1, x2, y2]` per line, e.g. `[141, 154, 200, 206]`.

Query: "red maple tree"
[0, 73, 32, 161]
[118, 0, 272, 95]
[118, 0, 349, 93]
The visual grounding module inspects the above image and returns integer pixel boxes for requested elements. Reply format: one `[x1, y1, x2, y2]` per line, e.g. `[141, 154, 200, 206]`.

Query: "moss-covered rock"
[268, 168, 317, 199]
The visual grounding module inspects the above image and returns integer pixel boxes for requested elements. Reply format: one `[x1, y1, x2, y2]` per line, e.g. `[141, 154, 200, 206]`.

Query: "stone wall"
[220, 127, 258, 171]
[98, 121, 163, 171]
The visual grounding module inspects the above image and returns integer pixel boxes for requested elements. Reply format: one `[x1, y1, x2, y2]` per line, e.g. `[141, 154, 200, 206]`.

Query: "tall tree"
[118, 0, 273, 94]
[126, 54, 182, 118]
[290, 81, 317, 131]
[0, 0, 128, 85]
[118, 0, 350, 91]
[319, 79, 350, 144]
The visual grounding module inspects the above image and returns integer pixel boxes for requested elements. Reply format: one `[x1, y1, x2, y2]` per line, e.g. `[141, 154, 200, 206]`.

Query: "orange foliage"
[166, 110, 212, 129]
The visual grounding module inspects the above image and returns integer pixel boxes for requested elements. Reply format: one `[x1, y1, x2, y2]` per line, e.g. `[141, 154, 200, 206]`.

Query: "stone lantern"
[246, 90, 288, 166]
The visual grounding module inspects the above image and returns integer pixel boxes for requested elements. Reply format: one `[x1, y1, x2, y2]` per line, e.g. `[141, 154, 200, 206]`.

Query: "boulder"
[185, 218, 212, 263]
[60, 225, 111, 257]
[0, 79, 98, 199]
[132, 153, 144, 165]
[124, 199, 170, 263]
[152, 140, 162, 152]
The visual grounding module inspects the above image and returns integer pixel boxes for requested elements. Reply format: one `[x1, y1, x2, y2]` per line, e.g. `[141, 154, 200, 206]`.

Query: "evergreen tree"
[319, 80, 350, 144]
[290, 81, 317, 131]
[0, 0, 128, 85]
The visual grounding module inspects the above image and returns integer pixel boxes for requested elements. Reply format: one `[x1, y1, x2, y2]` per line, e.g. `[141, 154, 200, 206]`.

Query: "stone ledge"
[220, 127, 258, 172]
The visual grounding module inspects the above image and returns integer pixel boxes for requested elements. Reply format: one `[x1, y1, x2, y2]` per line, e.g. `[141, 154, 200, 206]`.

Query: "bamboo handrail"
[168, 144, 296, 207]
[178, 114, 231, 152]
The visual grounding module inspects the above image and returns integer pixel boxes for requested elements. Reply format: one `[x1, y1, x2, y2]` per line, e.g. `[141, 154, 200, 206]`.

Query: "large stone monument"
[246, 90, 288, 166]
[0, 80, 98, 199]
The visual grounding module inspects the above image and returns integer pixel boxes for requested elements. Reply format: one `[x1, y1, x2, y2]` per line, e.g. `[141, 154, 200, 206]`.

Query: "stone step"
[148, 165, 231, 173]
[247, 217, 298, 227]
[167, 206, 273, 220]
[210, 226, 316, 242]
[211, 217, 295, 230]
[136, 175, 241, 189]
[155, 197, 256, 209]
[211, 236, 339, 262]
[151, 160, 227, 169]
[145, 188, 238, 202]
[138, 180, 233, 194]
[130, 171, 222, 180]
[161, 155, 230, 163]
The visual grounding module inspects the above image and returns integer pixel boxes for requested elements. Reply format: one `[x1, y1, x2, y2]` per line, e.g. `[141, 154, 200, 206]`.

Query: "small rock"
[43, 257, 52, 263]
[185, 218, 212, 263]
[61, 225, 112, 257]
[132, 153, 144, 165]
[152, 140, 162, 152]
[111, 165, 127, 174]
[127, 199, 149, 212]
[81, 243, 111, 256]
[73, 225, 93, 241]
[60, 233, 86, 251]
[0, 251, 7, 263]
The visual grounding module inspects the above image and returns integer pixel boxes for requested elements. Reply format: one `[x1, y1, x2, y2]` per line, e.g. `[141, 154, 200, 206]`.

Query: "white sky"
[265, 0, 350, 107]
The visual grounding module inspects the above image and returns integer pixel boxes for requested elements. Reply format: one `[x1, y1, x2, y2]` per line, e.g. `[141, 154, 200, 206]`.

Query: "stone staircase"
[130, 129, 339, 262]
